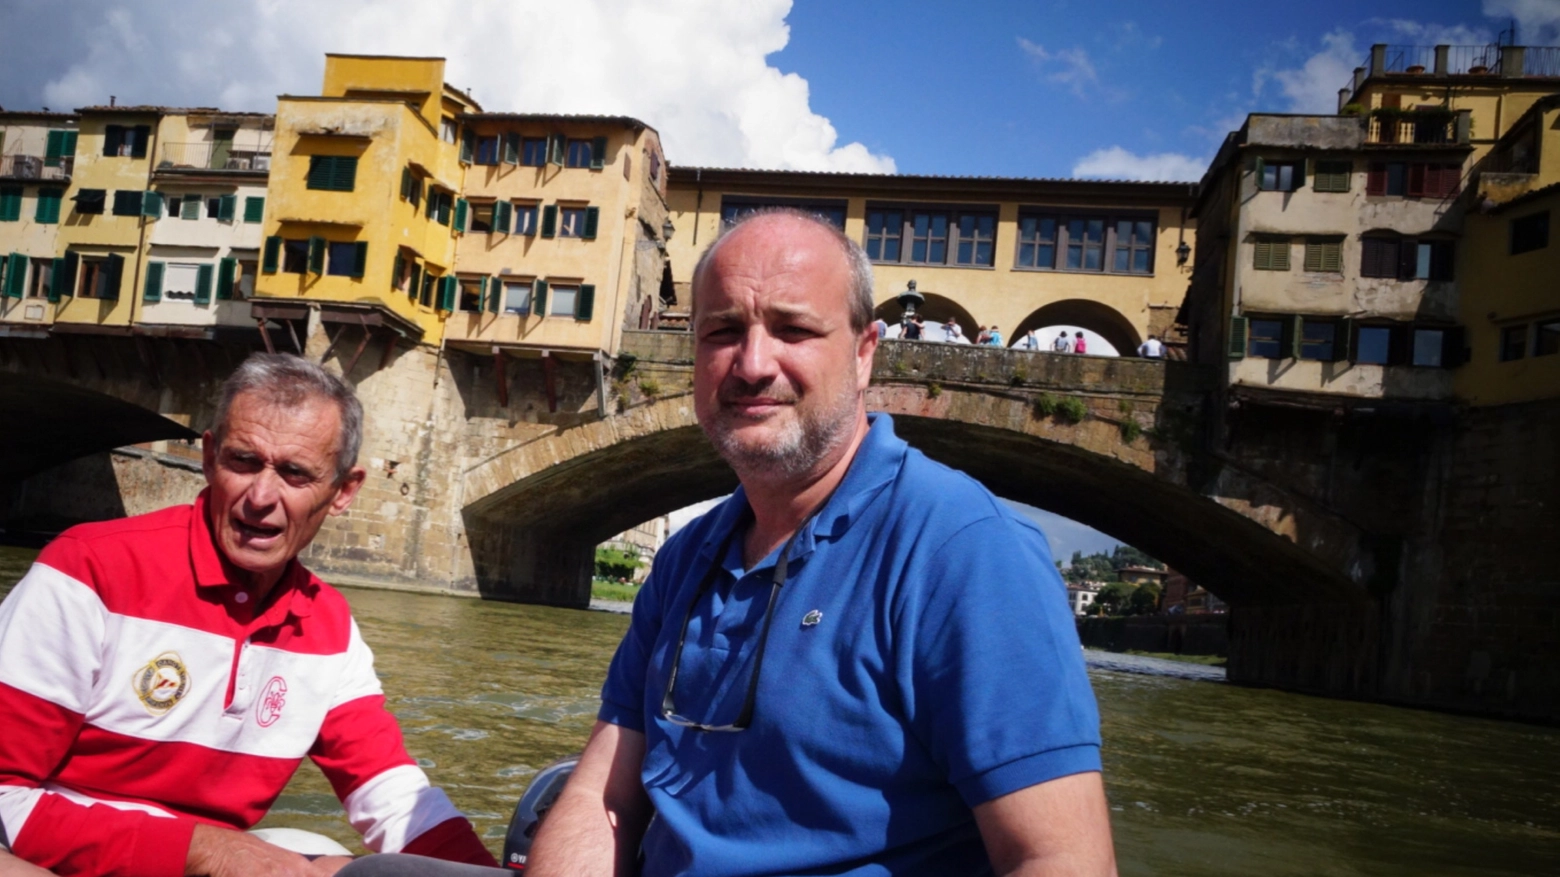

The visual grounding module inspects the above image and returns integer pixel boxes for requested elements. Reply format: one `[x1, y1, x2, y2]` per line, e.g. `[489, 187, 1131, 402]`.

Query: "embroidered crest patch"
[132, 652, 190, 716]
[256, 676, 288, 727]
[801, 609, 823, 627]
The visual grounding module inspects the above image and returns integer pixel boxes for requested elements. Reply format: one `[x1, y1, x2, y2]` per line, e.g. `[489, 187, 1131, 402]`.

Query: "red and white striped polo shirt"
[0, 491, 495, 876]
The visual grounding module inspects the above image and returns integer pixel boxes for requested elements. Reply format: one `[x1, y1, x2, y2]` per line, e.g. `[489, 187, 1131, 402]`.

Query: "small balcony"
[0, 154, 72, 181]
[157, 141, 272, 174]
[1365, 112, 1465, 145]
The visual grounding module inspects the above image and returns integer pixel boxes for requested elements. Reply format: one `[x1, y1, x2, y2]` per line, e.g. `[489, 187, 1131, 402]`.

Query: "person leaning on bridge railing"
[0, 354, 496, 877]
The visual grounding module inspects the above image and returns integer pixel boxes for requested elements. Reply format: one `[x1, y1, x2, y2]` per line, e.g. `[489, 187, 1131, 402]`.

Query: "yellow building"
[665, 169, 1197, 356]
[442, 113, 671, 382]
[1457, 93, 1560, 406]
[0, 111, 77, 329]
[254, 54, 479, 349]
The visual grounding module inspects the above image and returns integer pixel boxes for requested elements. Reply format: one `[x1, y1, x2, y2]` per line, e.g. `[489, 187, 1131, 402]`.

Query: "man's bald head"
[691, 209, 875, 333]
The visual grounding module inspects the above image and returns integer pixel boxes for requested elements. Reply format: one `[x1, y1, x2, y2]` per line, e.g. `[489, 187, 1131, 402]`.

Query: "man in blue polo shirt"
[529, 210, 1115, 876]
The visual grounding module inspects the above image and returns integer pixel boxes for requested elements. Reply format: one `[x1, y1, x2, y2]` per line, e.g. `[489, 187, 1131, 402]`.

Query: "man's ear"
[856, 325, 878, 389]
[328, 467, 368, 516]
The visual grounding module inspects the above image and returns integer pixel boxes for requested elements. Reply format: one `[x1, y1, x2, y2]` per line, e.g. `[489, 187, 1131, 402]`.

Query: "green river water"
[2, 545, 1557, 875]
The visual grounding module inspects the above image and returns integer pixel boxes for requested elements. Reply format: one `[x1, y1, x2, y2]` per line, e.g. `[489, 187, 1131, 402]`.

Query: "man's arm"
[0, 849, 53, 877]
[974, 772, 1116, 877]
[526, 721, 652, 877]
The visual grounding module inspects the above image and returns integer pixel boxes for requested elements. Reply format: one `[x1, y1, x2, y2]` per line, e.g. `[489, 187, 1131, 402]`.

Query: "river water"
[2, 545, 1557, 875]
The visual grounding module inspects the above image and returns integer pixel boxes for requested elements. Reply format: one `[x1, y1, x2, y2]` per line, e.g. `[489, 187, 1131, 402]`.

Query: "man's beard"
[702, 376, 860, 482]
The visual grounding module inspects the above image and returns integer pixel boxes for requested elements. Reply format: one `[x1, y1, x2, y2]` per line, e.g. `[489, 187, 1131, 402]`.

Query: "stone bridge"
[1, 328, 1553, 721]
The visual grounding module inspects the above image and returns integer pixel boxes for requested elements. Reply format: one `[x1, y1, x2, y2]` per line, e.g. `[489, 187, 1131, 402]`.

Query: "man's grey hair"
[213, 353, 364, 483]
[690, 208, 876, 332]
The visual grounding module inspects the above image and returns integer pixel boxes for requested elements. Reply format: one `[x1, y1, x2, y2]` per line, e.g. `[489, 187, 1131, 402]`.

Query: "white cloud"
[1071, 146, 1205, 182]
[17, 0, 894, 173]
[1483, 0, 1560, 44]
[1266, 29, 1362, 114]
[1017, 37, 1105, 98]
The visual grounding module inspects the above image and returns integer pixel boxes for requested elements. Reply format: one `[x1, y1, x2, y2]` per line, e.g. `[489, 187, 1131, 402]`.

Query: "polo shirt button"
[234, 592, 249, 604]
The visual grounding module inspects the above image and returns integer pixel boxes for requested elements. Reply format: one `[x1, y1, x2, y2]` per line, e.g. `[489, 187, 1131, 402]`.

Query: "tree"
[1094, 582, 1135, 615]
[594, 547, 644, 581]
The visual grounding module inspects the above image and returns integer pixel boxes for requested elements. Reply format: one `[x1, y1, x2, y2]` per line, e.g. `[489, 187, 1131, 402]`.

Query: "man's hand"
[308, 855, 353, 876]
[974, 771, 1117, 876]
[0, 849, 55, 877]
[185, 824, 320, 877]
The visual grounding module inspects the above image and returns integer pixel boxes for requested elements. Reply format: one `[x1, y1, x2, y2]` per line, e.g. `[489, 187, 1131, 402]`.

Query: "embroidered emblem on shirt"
[132, 652, 190, 716]
[801, 609, 823, 627]
[256, 676, 288, 727]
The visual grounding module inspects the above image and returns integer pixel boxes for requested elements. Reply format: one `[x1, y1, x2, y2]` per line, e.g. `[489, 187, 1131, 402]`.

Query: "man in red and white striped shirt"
[0, 355, 497, 877]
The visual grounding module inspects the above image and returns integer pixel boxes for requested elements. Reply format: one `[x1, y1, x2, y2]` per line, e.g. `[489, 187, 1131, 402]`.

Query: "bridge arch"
[1011, 299, 1142, 357]
[460, 383, 1370, 612]
[872, 292, 979, 341]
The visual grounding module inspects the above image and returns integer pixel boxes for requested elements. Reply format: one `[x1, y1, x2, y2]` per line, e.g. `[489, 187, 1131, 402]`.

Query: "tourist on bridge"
[1018, 327, 1042, 350]
[986, 325, 1004, 346]
[1075, 331, 1088, 355]
[527, 209, 1113, 876]
[902, 312, 925, 340]
[1138, 334, 1165, 358]
[1053, 330, 1073, 353]
[0, 355, 497, 877]
[872, 316, 888, 339]
[943, 317, 964, 342]
[975, 325, 991, 344]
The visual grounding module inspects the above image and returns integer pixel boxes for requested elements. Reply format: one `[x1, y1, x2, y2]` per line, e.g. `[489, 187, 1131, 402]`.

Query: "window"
[0, 186, 21, 222]
[865, 209, 903, 261]
[326, 242, 360, 277]
[1361, 236, 1454, 280]
[1313, 160, 1351, 193]
[103, 125, 150, 158]
[720, 198, 847, 229]
[521, 138, 548, 166]
[1258, 160, 1302, 192]
[179, 195, 202, 220]
[1511, 211, 1550, 255]
[1355, 326, 1393, 364]
[1015, 211, 1156, 273]
[440, 117, 458, 144]
[1302, 238, 1342, 273]
[503, 280, 532, 315]
[73, 189, 105, 215]
[470, 203, 493, 234]
[307, 156, 358, 191]
[44, 130, 77, 168]
[474, 136, 501, 166]
[1412, 328, 1444, 367]
[1253, 236, 1290, 271]
[458, 277, 484, 312]
[420, 271, 436, 307]
[1499, 325, 1528, 361]
[1248, 318, 1283, 358]
[864, 206, 1001, 268]
[282, 239, 309, 274]
[1300, 319, 1336, 360]
[1366, 162, 1461, 197]
[513, 203, 538, 236]
[550, 284, 580, 317]
[77, 255, 123, 300]
[112, 190, 143, 216]
[162, 263, 201, 299]
[206, 197, 222, 219]
[237, 260, 257, 298]
[559, 206, 586, 238]
[35, 188, 63, 224]
[243, 196, 265, 223]
[565, 139, 592, 168]
[27, 258, 52, 299]
[1538, 320, 1560, 357]
[956, 214, 996, 266]
[426, 190, 453, 226]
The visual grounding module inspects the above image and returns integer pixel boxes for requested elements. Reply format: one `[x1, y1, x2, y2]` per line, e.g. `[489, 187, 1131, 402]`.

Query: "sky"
[2, 0, 1551, 558]
[1, 0, 1552, 182]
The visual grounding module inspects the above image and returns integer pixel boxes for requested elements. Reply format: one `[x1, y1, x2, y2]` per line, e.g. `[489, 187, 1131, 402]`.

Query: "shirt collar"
[698, 413, 905, 572]
[189, 488, 315, 620]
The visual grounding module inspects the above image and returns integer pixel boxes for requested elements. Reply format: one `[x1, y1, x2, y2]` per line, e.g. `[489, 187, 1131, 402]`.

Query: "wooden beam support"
[342, 326, 373, 377]
[256, 318, 276, 354]
[318, 324, 343, 365]
[285, 319, 303, 354]
[542, 350, 557, 413]
[376, 330, 397, 373]
[493, 347, 508, 408]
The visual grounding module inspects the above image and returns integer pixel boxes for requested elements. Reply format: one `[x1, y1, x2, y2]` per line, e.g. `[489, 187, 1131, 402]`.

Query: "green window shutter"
[57, 252, 77, 300]
[1322, 241, 1341, 273]
[142, 261, 165, 302]
[583, 206, 599, 240]
[460, 129, 474, 163]
[454, 198, 469, 233]
[590, 136, 607, 170]
[541, 204, 557, 237]
[62, 131, 77, 159]
[218, 194, 236, 222]
[1267, 237, 1289, 270]
[576, 283, 595, 321]
[335, 157, 357, 191]
[104, 125, 124, 156]
[194, 263, 214, 305]
[409, 264, 422, 301]
[307, 236, 326, 274]
[1228, 315, 1248, 360]
[216, 257, 236, 300]
[351, 241, 368, 278]
[487, 276, 502, 313]
[35, 189, 62, 224]
[437, 275, 456, 311]
[426, 190, 439, 219]
[1303, 240, 1322, 273]
[263, 235, 281, 273]
[503, 133, 519, 165]
[392, 253, 403, 290]
[3, 253, 23, 299]
[1336, 319, 1355, 362]
[1253, 157, 1265, 186]
[400, 167, 412, 199]
[533, 278, 548, 316]
[131, 126, 150, 158]
[142, 190, 163, 218]
[548, 134, 564, 166]
[494, 201, 512, 233]
[45, 130, 65, 167]
[104, 253, 124, 300]
[1253, 239, 1271, 270]
[308, 156, 328, 189]
[244, 196, 265, 223]
[1282, 314, 1302, 359]
[49, 257, 65, 302]
[0, 187, 20, 222]
[181, 196, 201, 220]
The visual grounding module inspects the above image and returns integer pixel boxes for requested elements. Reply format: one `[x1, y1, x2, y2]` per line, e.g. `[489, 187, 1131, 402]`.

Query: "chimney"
[109, 95, 116, 106]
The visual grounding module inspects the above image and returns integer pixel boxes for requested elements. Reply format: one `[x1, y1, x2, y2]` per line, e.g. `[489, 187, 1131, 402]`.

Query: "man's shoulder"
[41, 504, 193, 569]
[882, 445, 1045, 547]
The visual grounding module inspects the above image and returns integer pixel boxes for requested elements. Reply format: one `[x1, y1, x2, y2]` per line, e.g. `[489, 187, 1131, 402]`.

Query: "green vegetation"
[594, 547, 644, 581]
[1064, 546, 1166, 617]
[591, 580, 640, 603]
[1120, 420, 1143, 443]
[1033, 393, 1059, 417]
[1009, 369, 1027, 386]
[927, 382, 942, 399]
[1056, 396, 1089, 423]
[890, 359, 909, 377]
[637, 377, 662, 398]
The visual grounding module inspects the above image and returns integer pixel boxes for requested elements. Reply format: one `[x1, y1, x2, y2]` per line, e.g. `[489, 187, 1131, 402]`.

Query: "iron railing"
[1365, 115, 1458, 145]
[0, 154, 72, 180]
[157, 140, 272, 172]
[1525, 46, 1560, 77]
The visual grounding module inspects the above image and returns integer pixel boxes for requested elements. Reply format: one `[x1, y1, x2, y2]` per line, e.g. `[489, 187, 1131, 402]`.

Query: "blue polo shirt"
[599, 414, 1101, 876]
